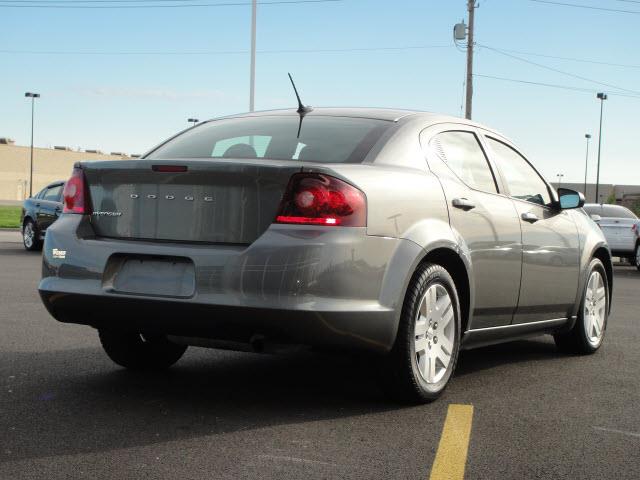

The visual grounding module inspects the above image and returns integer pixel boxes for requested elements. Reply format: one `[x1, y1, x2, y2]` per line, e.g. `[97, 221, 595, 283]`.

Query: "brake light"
[152, 165, 188, 173]
[275, 174, 366, 227]
[632, 223, 638, 233]
[62, 167, 90, 214]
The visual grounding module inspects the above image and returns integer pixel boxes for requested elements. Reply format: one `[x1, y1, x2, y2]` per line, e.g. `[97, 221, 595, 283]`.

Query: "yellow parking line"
[429, 404, 474, 480]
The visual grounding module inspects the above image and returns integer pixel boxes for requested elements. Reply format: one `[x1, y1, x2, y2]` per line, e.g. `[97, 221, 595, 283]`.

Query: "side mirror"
[590, 214, 602, 222]
[557, 188, 585, 210]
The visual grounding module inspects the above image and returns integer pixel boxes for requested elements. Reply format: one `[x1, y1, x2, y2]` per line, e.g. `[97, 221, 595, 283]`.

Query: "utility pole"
[249, 0, 257, 112]
[465, 0, 476, 120]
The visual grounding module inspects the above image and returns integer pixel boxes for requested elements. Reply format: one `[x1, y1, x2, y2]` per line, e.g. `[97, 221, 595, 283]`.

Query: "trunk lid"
[83, 159, 302, 244]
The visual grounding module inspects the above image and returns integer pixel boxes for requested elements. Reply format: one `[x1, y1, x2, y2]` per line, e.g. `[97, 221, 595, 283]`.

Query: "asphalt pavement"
[0, 240, 638, 479]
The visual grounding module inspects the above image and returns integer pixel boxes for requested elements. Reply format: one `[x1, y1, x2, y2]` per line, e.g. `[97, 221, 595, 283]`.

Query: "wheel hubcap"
[414, 283, 455, 384]
[584, 270, 606, 346]
[23, 224, 33, 248]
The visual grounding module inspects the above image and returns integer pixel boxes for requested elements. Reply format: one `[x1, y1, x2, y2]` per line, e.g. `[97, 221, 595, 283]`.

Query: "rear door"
[422, 126, 522, 329]
[36, 184, 63, 232]
[483, 135, 580, 324]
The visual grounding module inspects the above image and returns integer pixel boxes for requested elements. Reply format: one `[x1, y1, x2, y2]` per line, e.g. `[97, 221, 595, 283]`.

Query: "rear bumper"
[39, 215, 423, 353]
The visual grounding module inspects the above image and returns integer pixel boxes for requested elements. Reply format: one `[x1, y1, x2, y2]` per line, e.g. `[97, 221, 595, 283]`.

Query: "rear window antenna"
[288, 73, 313, 138]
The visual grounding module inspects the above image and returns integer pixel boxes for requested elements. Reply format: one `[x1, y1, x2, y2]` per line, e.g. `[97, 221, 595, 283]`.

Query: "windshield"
[146, 115, 391, 163]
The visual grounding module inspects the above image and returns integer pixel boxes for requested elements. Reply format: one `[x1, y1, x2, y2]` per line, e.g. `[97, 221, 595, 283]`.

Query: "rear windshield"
[146, 115, 391, 163]
[584, 204, 637, 219]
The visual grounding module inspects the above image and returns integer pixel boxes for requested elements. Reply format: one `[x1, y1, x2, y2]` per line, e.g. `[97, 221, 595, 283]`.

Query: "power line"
[0, 0, 342, 7]
[0, 45, 452, 55]
[525, 0, 640, 14]
[479, 45, 640, 96]
[482, 45, 640, 70]
[474, 73, 640, 99]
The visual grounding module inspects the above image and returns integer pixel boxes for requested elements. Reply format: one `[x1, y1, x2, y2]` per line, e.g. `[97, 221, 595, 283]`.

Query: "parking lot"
[0, 234, 638, 480]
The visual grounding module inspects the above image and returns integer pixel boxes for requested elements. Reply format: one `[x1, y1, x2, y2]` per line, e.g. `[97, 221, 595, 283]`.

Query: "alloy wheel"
[23, 223, 34, 249]
[414, 284, 455, 384]
[583, 270, 607, 347]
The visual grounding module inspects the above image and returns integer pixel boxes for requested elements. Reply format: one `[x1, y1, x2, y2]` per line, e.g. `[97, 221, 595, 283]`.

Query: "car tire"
[22, 219, 42, 252]
[554, 258, 609, 354]
[98, 330, 187, 370]
[379, 262, 461, 403]
[635, 244, 640, 271]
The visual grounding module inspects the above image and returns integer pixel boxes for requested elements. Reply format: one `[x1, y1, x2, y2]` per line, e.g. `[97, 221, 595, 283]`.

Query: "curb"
[0, 228, 21, 232]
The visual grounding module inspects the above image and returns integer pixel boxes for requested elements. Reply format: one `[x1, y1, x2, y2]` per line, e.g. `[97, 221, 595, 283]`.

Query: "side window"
[43, 185, 63, 202]
[486, 138, 551, 206]
[429, 131, 498, 193]
[35, 188, 47, 199]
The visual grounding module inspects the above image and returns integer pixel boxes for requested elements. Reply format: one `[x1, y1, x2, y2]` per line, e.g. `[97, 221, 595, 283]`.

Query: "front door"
[484, 136, 580, 324]
[422, 128, 523, 329]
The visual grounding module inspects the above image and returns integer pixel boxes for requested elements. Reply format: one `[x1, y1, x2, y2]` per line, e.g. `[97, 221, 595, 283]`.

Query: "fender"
[377, 217, 475, 347]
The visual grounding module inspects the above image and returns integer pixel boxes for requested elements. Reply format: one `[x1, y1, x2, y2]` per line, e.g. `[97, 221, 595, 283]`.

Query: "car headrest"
[297, 145, 324, 162]
[222, 143, 258, 159]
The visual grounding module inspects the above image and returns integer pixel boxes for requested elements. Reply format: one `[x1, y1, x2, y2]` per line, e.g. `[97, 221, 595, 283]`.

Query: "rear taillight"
[632, 223, 638, 233]
[62, 167, 90, 214]
[275, 174, 366, 227]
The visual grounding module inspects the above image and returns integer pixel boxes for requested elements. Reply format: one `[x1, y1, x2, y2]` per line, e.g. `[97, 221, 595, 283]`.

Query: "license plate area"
[103, 254, 195, 298]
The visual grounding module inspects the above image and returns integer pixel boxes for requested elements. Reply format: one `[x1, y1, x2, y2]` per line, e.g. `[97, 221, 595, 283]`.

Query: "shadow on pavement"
[0, 347, 394, 463]
[0, 335, 591, 463]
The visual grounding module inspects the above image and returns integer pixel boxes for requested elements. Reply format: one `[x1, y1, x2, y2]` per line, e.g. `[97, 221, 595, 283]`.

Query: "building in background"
[0, 139, 138, 201]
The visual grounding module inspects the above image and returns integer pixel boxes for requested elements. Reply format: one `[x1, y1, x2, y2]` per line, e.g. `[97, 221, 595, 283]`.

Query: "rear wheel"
[635, 244, 640, 271]
[22, 219, 42, 251]
[98, 330, 187, 370]
[380, 263, 461, 403]
[554, 258, 608, 354]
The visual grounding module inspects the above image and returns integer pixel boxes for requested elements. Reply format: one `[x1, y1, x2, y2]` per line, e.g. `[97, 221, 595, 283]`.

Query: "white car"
[584, 203, 640, 269]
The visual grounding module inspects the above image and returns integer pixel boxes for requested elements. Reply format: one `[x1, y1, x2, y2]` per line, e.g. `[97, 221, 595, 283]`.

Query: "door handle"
[452, 198, 476, 211]
[36, 202, 41, 207]
[521, 212, 539, 223]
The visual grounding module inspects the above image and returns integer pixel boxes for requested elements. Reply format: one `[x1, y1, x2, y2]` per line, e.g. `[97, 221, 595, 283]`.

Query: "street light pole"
[249, 0, 257, 112]
[24, 92, 40, 198]
[556, 173, 564, 186]
[595, 92, 607, 203]
[188, 118, 199, 127]
[583, 133, 591, 197]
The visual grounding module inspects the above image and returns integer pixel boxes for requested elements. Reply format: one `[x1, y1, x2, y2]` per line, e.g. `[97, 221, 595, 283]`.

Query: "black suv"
[21, 181, 65, 251]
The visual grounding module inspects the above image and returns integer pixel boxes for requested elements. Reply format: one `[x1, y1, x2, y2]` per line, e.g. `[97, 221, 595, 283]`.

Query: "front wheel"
[99, 330, 187, 370]
[554, 258, 609, 354]
[379, 262, 461, 403]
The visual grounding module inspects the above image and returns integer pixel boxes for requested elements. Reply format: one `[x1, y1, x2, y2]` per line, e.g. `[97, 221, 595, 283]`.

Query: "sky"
[1, 0, 638, 184]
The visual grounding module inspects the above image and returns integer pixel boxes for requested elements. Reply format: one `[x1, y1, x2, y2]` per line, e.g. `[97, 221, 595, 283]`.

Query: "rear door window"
[429, 131, 498, 193]
[43, 185, 63, 202]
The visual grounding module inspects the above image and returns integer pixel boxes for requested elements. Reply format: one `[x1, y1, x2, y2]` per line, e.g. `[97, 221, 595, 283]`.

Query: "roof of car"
[214, 107, 470, 125]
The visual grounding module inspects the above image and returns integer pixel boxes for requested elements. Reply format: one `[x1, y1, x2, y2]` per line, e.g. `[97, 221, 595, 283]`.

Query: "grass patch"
[0, 206, 22, 229]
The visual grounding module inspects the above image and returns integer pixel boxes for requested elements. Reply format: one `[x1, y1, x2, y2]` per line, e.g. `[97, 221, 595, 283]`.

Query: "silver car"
[583, 203, 640, 269]
[39, 108, 612, 403]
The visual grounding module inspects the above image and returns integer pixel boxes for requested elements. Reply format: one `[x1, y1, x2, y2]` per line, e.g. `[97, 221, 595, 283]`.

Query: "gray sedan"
[39, 108, 612, 402]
